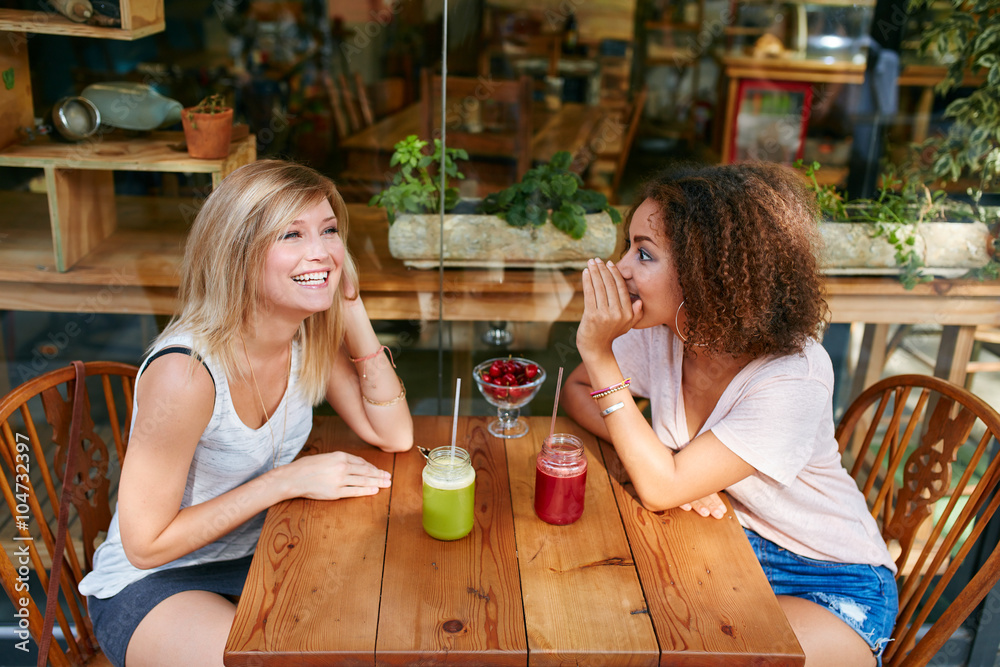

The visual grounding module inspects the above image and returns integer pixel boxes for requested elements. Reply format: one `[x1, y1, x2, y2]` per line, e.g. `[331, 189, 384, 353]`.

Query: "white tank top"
[79, 333, 313, 598]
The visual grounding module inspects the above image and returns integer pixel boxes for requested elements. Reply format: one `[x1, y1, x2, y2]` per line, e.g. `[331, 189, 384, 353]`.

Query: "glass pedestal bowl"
[473, 357, 547, 438]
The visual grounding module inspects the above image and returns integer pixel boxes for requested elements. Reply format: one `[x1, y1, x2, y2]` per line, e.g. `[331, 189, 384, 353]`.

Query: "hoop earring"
[674, 299, 688, 343]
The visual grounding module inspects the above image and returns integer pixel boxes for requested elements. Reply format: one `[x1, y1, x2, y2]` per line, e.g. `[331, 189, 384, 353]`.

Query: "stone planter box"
[819, 221, 993, 277]
[388, 212, 618, 269]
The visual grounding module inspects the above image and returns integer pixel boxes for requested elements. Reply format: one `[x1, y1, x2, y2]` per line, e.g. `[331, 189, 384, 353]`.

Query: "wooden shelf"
[0, 1, 164, 40]
[0, 131, 255, 176]
[0, 132, 256, 272]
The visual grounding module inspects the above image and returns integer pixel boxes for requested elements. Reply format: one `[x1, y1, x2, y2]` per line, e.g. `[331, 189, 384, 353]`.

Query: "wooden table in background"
[224, 415, 805, 666]
[343, 210, 1000, 388]
[340, 102, 607, 180]
[1, 199, 996, 387]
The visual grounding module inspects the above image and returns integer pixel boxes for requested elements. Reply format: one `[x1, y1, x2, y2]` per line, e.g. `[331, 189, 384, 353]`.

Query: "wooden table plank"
[507, 417, 659, 666]
[598, 439, 805, 667]
[376, 416, 526, 665]
[225, 419, 395, 667]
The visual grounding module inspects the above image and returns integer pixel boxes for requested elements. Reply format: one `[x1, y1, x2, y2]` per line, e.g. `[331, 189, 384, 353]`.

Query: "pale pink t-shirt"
[612, 327, 896, 573]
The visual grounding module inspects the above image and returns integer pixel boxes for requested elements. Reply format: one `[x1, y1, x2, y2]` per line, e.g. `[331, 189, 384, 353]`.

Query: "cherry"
[489, 360, 504, 377]
[524, 364, 539, 380]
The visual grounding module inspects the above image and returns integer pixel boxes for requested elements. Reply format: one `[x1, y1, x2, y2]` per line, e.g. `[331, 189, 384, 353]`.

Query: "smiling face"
[616, 198, 685, 333]
[261, 198, 345, 320]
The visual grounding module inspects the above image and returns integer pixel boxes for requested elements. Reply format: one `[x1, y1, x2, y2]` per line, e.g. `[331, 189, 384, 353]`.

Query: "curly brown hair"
[629, 161, 829, 358]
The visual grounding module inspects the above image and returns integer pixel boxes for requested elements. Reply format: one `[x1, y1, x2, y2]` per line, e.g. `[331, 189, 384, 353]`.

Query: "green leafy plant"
[477, 151, 622, 239]
[368, 135, 468, 224]
[908, 0, 1000, 208]
[799, 161, 978, 289]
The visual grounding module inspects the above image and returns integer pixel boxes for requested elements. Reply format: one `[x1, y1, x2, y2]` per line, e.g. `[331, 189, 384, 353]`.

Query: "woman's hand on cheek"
[341, 272, 359, 301]
[577, 258, 642, 358]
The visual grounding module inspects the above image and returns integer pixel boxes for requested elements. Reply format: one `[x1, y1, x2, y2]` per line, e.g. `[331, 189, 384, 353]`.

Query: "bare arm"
[327, 294, 413, 452]
[118, 354, 392, 570]
[572, 259, 755, 512]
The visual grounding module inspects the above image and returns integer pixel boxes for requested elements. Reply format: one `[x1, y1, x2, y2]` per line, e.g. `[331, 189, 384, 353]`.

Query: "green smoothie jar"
[422, 446, 476, 541]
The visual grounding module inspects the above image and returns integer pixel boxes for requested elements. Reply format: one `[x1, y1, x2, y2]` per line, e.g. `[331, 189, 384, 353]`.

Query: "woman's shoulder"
[139, 331, 217, 399]
[751, 338, 833, 387]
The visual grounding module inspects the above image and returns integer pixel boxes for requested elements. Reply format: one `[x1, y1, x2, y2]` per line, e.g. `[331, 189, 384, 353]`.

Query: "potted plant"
[801, 162, 995, 289]
[477, 151, 622, 238]
[375, 142, 624, 269]
[368, 135, 468, 224]
[181, 94, 234, 159]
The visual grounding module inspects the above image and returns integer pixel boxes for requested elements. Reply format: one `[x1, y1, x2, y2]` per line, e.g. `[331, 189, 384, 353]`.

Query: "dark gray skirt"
[87, 554, 254, 667]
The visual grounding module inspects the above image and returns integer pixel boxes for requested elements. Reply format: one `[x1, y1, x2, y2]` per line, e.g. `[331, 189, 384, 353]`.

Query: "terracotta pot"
[181, 107, 234, 159]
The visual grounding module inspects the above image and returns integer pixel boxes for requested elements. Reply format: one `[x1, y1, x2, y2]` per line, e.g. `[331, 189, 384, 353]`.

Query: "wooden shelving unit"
[636, 1, 706, 144]
[0, 132, 256, 273]
[0, 1, 164, 40]
[0, 0, 258, 316]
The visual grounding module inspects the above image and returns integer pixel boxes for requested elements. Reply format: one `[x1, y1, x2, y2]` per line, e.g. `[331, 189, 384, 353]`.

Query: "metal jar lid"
[51, 96, 101, 141]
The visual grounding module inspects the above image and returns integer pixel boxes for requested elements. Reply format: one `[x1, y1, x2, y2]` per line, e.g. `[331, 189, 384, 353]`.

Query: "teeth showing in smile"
[292, 271, 328, 286]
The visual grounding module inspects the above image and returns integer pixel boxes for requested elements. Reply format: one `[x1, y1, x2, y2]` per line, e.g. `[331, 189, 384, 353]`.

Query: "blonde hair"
[158, 159, 358, 405]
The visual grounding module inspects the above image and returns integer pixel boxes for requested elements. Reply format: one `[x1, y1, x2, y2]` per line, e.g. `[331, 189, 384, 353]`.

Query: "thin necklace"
[240, 332, 292, 468]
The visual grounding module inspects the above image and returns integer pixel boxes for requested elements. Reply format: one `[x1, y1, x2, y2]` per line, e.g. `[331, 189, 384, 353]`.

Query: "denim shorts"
[87, 555, 254, 667]
[745, 529, 898, 666]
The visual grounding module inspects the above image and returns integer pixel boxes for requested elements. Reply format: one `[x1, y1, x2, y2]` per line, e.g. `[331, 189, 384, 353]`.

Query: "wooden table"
[224, 415, 805, 666]
[340, 102, 607, 179]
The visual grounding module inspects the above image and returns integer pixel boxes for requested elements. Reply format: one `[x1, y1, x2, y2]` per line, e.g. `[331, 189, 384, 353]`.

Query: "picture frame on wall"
[729, 79, 813, 164]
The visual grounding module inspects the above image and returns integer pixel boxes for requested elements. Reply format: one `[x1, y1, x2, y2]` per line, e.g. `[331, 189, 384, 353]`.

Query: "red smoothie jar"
[534, 433, 587, 525]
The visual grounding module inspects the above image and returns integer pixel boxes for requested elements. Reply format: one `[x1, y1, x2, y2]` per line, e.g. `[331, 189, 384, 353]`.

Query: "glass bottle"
[422, 446, 476, 541]
[534, 433, 587, 525]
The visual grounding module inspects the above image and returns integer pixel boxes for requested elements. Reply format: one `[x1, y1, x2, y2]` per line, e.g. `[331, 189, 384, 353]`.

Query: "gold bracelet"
[363, 379, 406, 406]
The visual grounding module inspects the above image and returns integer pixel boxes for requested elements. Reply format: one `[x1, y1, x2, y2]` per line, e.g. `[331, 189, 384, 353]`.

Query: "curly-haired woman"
[563, 162, 897, 667]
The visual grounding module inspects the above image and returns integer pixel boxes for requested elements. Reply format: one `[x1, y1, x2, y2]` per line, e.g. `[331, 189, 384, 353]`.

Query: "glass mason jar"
[422, 446, 476, 541]
[534, 433, 587, 525]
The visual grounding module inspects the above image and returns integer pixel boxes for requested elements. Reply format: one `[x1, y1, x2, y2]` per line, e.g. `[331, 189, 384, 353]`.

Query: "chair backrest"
[323, 70, 375, 140]
[835, 374, 1000, 667]
[0, 361, 137, 667]
[420, 68, 534, 180]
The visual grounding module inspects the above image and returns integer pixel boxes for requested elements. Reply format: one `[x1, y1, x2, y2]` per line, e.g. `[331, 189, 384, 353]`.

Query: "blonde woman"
[79, 160, 413, 667]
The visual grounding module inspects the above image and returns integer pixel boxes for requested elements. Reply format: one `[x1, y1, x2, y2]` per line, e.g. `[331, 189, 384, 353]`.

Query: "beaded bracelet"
[350, 345, 396, 379]
[363, 379, 406, 406]
[590, 378, 630, 400]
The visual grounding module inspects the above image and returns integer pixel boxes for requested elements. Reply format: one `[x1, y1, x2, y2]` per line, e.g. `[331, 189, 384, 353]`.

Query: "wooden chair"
[323, 70, 375, 140]
[967, 325, 1000, 379]
[420, 68, 534, 181]
[0, 361, 137, 667]
[835, 374, 1000, 667]
[478, 6, 562, 83]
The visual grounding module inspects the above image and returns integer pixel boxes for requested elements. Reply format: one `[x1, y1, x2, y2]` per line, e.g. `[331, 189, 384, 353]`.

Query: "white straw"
[549, 366, 564, 438]
[450, 377, 461, 459]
